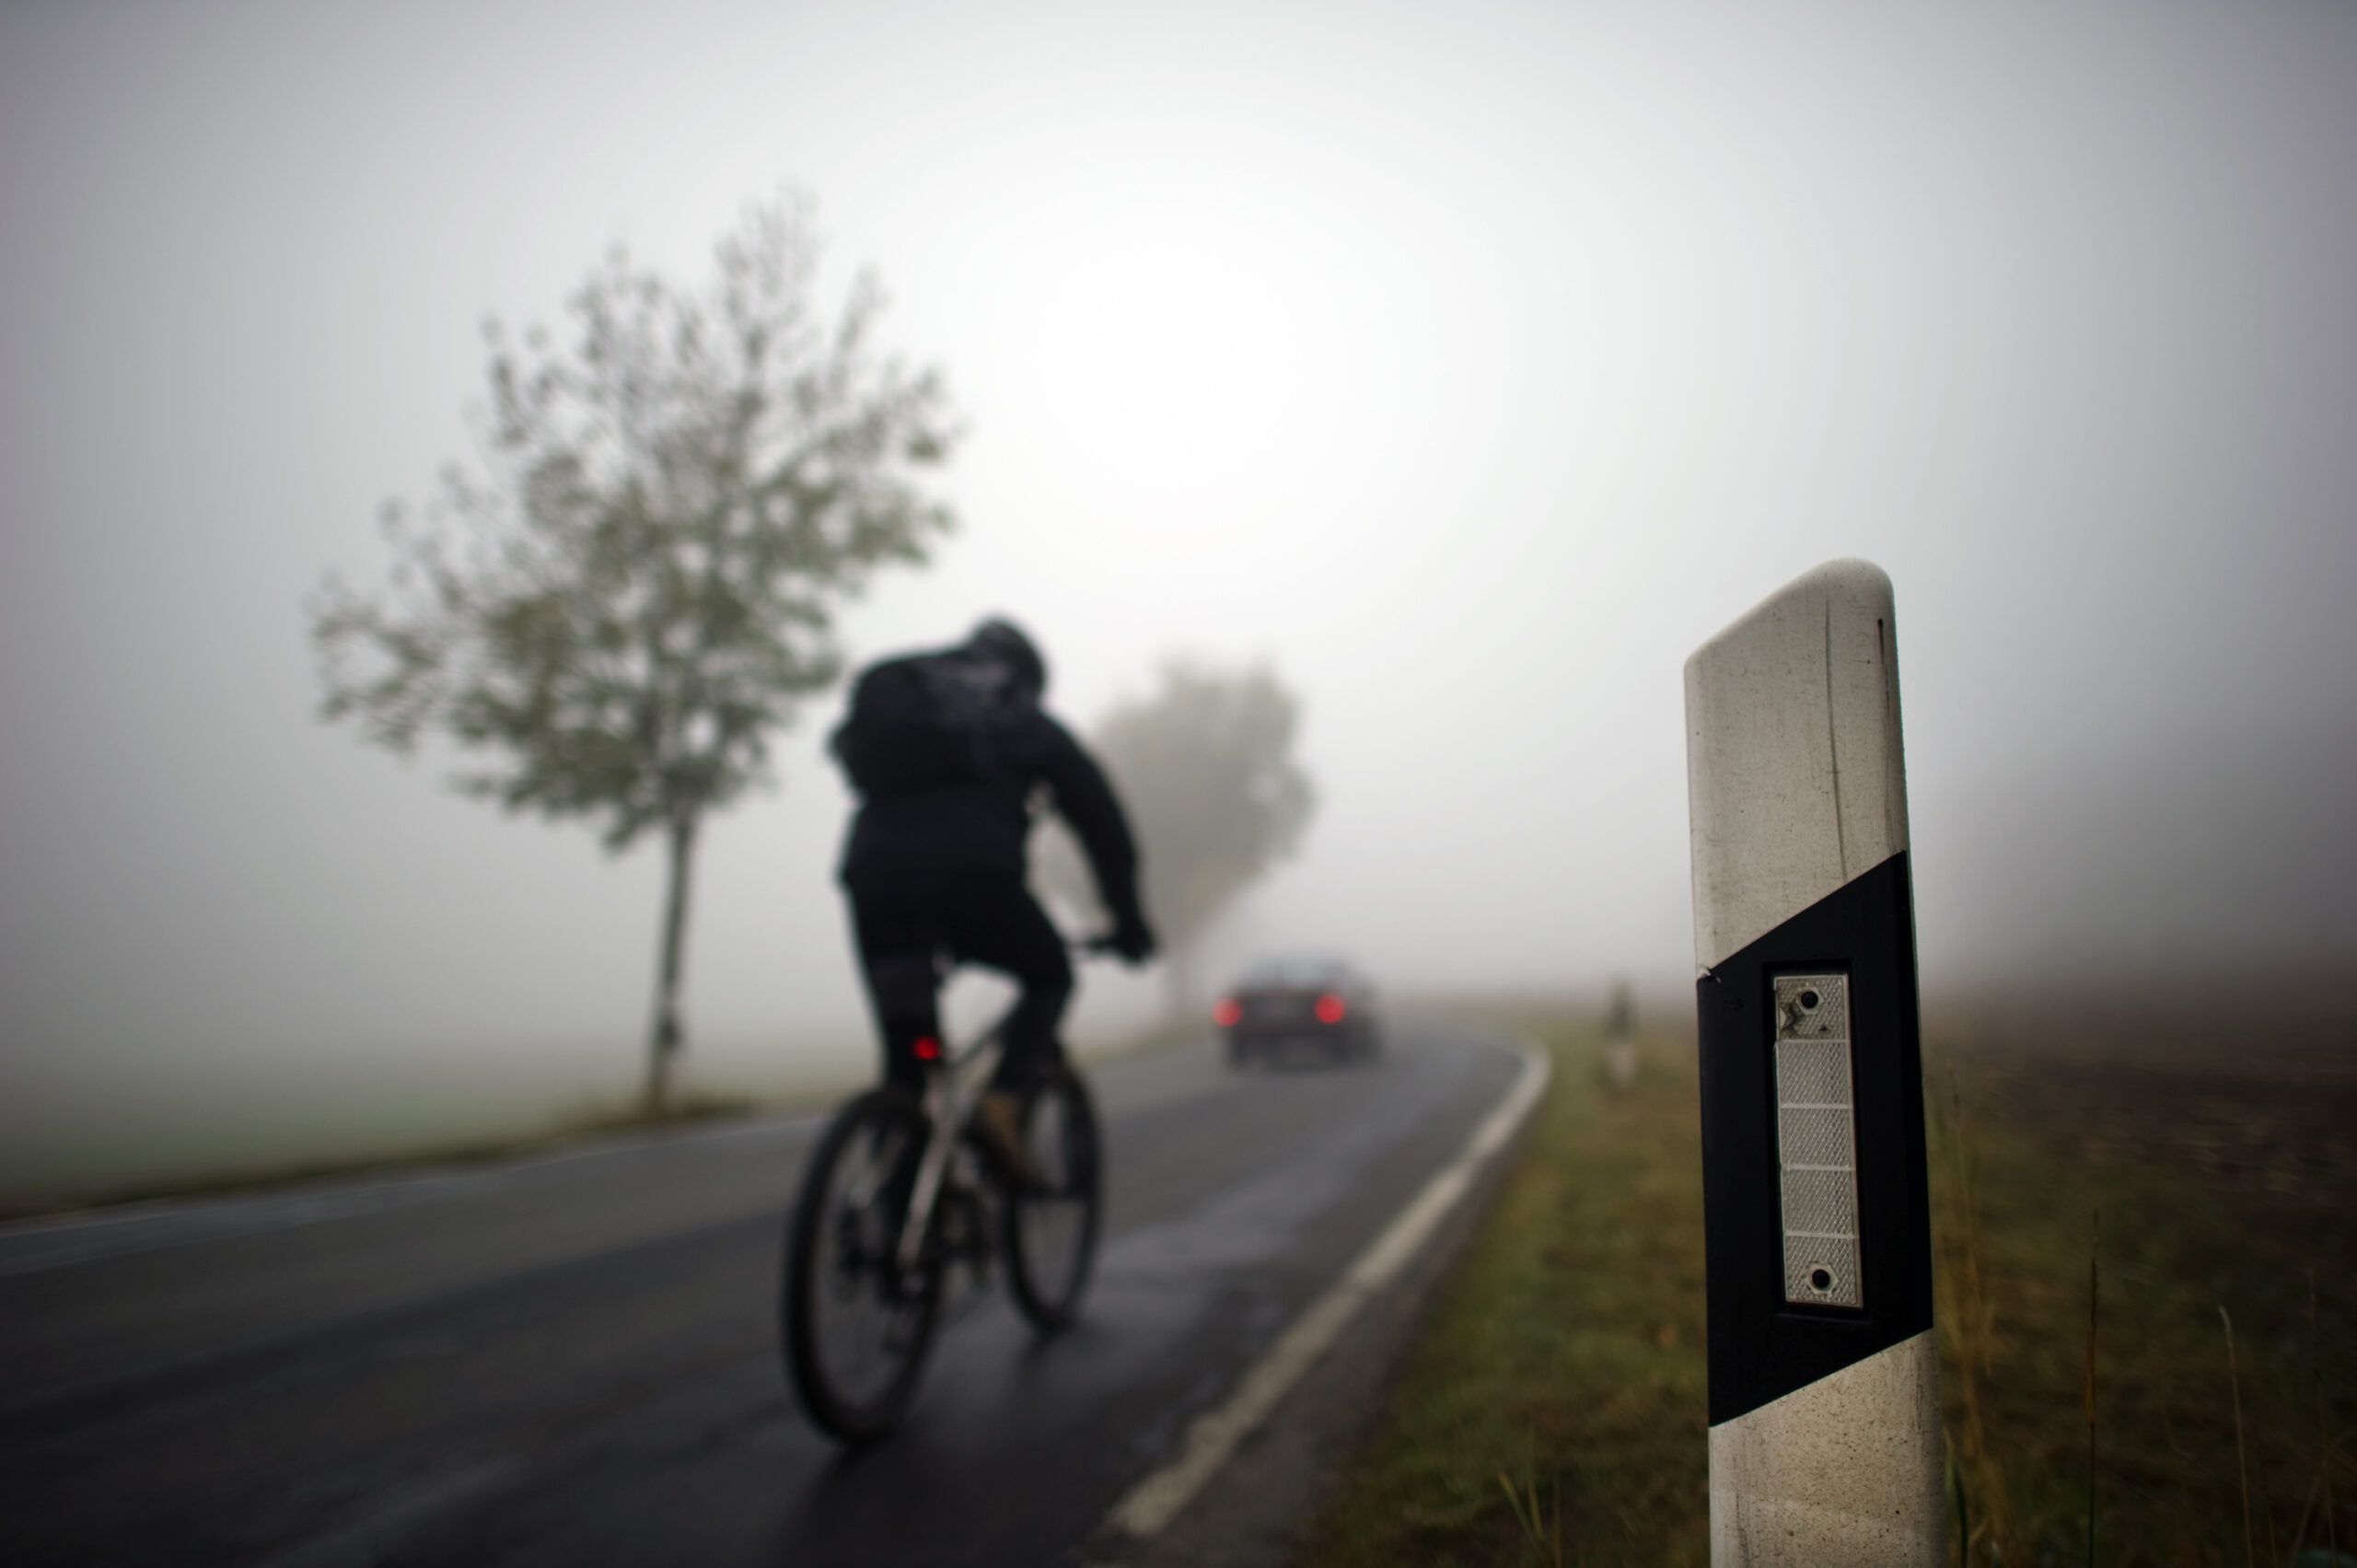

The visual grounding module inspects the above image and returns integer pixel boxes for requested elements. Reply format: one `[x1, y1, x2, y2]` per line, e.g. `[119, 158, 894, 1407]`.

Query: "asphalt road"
[0, 1019, 1523, 1567]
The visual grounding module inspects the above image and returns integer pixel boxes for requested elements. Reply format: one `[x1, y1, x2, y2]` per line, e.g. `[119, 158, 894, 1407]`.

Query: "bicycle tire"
[782, 1090, 943, 1441]
[1002, 1066, 1103, 1332]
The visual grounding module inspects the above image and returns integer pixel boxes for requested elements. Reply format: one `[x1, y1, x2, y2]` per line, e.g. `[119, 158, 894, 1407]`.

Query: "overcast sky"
[4, 0, 2353, 1189]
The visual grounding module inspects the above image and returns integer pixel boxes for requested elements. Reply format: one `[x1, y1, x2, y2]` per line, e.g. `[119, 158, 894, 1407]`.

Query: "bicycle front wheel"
[783, 1090, 942, 1441]
[1003, 1066, 1103, 1332]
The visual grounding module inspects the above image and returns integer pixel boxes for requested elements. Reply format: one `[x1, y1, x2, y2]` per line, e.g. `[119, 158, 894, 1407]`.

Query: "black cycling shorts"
[844, 877, 1073, 1094]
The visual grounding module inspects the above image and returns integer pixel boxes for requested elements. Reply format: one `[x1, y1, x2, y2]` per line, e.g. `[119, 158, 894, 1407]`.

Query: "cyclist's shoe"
[976, 1090, 1045, 1192]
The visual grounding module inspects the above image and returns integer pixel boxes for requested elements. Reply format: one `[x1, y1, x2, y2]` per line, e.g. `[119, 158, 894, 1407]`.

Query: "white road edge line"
[1105, 1040, 1553, 1540]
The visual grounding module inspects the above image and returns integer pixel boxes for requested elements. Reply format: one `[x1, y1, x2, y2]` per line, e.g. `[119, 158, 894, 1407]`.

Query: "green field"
[0, 1020, 1205, 1222]
[1299, 1006, 2357, 1567]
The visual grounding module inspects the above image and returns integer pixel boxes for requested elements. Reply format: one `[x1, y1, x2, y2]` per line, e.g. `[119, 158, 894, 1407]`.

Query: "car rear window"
[1242, 958, 1343, 988]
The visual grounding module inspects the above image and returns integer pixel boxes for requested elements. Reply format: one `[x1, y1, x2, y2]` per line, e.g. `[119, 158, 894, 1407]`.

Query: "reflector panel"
[1773, 974, 1863, 1308]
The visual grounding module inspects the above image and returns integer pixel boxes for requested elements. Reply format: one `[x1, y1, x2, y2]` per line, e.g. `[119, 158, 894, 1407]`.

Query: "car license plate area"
[1244, 992, 1314, 1026]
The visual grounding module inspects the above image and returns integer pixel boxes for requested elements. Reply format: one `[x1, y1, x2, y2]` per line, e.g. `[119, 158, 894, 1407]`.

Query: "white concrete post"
[1684, 560, 1945, 1567]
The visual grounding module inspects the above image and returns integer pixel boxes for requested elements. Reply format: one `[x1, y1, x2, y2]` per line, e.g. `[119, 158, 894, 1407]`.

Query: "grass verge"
[3, 1019, 1212, 1226]
[0, 1091, 766, 1225]
[1298, 1011, 2356, 1567]
[1298, 1017, 1710, 1566]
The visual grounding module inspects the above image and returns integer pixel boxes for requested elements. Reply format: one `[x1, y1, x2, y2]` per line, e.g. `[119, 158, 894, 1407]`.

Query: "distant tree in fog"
[310, 193, 958, 1114]
[1036, 663, 1315, 1016]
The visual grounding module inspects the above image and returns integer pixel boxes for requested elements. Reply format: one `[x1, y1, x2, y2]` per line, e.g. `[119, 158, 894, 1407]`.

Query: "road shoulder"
[1088, 1034, 1545, 1568]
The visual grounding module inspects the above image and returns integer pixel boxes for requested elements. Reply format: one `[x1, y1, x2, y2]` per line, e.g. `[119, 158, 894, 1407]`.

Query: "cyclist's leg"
[845, 879, 946, 1098]
[936, 879, 1073, 1094]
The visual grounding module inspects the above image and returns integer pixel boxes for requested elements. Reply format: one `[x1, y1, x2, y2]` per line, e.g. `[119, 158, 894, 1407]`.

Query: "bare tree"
[312, 194, 959, 1113]
[1035, 662, 1315, 1016]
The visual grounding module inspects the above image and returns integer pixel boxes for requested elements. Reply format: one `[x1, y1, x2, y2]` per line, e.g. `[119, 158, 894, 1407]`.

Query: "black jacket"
[832, 658, 1144, 927]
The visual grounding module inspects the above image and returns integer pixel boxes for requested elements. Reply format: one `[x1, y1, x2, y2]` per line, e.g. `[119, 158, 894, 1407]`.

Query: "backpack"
[830, 649, 1022, 798]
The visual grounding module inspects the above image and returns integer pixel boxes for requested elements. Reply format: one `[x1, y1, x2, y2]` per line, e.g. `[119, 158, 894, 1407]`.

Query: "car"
[1213, 956, 1382, 1068]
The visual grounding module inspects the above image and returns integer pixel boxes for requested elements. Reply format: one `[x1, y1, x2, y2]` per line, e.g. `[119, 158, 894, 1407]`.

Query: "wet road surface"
[1, 1019, 1521, 1566]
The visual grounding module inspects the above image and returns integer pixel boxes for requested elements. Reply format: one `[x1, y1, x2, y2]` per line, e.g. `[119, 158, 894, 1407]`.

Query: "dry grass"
[1298, 998, 2357, 1567]
[1933, 1014, 2357, 1566]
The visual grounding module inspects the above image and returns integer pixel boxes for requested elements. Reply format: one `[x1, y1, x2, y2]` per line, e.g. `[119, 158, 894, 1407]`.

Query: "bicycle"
[781, 955, 1107, 1443]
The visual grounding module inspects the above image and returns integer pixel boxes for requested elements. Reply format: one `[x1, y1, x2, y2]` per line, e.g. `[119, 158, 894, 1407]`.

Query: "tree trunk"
[644, 812, 699, 1117]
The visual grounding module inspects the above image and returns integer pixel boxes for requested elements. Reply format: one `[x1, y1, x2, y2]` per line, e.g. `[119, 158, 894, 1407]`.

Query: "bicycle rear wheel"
[1003, 1066, 1103, 1332]
[783, 1090, 942, 1441]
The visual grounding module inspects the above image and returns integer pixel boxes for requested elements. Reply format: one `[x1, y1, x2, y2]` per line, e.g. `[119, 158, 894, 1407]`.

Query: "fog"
[4, 0, 2353, 1197]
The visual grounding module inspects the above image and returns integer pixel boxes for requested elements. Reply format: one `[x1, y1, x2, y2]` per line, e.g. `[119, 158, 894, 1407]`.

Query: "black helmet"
[966, 617, 1046, 696]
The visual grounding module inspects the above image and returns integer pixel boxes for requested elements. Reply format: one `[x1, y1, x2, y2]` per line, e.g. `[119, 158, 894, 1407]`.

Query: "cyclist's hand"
[1108, 912, 1157, 966]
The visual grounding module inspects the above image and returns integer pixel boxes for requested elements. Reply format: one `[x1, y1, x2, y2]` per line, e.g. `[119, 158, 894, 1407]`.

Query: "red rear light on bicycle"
[1315, 993, 1347, 1025]
[912, 1035, 942, 1062]
[1212, 998, 1242, 1028]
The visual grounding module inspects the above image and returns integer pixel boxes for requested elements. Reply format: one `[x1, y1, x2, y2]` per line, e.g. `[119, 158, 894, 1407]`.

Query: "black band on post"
[1698, 851, 1934, 1425]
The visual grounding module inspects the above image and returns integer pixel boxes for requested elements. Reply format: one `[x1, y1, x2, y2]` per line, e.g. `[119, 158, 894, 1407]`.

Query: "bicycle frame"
[893, 1028, 1004, 1275]
[880, 934, 1109, 1279]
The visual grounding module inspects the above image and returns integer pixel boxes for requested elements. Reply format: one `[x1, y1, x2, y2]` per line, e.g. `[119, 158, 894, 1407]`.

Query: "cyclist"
[830, 618, 1156, 1179]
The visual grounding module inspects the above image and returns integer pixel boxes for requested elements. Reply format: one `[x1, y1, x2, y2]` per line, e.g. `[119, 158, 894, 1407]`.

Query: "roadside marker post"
[1684, 560, 1945, 1566]
[1607, 978, 1638, 1090]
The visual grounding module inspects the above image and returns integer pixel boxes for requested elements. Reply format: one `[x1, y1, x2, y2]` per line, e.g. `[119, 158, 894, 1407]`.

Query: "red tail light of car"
[1315, 993, 1347, 1025]
[1212, 998, 1242, 1028]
